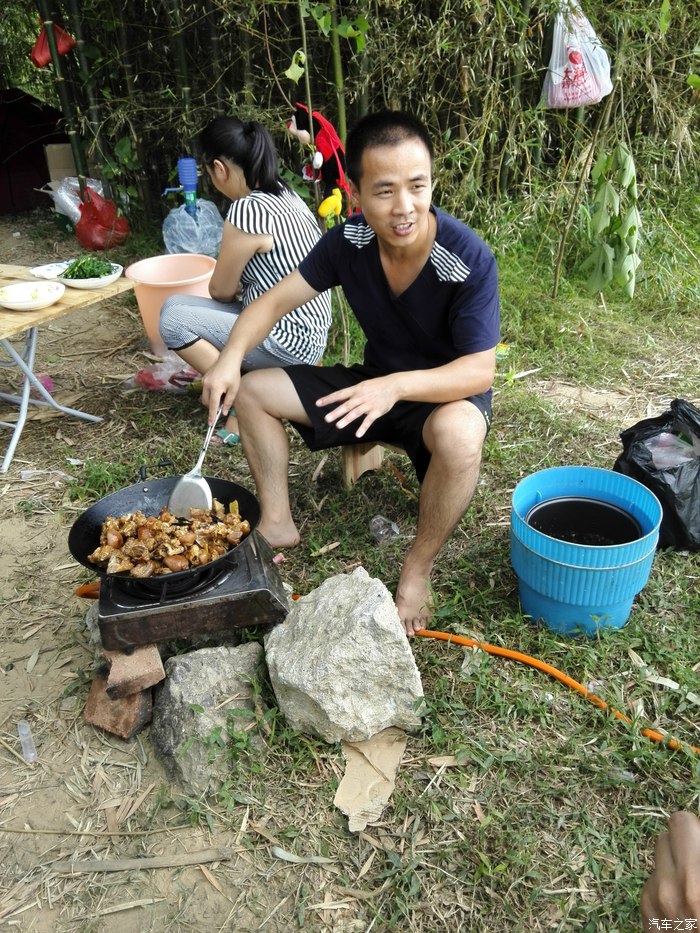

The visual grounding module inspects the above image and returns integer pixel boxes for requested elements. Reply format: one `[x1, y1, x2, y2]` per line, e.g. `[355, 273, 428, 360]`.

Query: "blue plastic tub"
[510, 466, 662, 636]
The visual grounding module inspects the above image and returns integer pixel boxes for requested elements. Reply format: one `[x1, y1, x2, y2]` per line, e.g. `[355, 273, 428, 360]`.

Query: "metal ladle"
[167, 406, 223, 518]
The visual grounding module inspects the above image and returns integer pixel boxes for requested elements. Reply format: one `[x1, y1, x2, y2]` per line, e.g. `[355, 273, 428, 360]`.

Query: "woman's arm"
[201, 270, 321, 422]
[208, 222, 273, 302]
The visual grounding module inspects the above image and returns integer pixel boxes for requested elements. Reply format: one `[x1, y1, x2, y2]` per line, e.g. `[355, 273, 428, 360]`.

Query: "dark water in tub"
[526, 497, 642, 546]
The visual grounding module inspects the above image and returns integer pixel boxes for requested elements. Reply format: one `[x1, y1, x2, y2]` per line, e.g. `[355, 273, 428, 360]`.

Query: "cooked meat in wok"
[87, 499, 251, 576]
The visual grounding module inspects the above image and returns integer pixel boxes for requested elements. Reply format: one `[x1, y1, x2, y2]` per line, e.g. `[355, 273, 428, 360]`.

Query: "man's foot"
[395, 571, 433, 637]
[257, 518, 302, 549]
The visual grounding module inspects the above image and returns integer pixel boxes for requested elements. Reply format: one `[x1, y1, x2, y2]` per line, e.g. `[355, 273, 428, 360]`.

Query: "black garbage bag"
[613, 398, 700, 550]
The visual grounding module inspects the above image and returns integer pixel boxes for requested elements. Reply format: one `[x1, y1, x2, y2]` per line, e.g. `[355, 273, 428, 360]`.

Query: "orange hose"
[416, 629, 700, 757]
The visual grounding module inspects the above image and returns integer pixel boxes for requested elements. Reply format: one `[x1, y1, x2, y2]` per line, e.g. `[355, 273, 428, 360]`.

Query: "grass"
[2, 199, 699, 931]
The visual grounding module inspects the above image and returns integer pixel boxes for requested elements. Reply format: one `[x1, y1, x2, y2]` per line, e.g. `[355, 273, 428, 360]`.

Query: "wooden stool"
[341, 442, 405, 488]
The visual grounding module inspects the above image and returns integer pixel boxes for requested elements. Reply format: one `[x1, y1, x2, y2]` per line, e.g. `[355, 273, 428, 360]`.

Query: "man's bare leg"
[396, 401, 487, 637]
[235, 369, 312, 548]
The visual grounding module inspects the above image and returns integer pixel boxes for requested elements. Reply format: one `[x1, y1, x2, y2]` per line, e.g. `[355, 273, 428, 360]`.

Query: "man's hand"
[641, 811, 700, 929]
[201, 358, 241, 426]
[316, 375, 400, 438]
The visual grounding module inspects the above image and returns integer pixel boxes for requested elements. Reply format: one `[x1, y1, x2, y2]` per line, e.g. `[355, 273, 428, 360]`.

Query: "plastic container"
[17, 719, 37, 763]
[124, 253, 216, 355]
[369, 515, 400, 544]
[177, 157, 198, 217]
[510, 466, 662, 637]
[162, 200, 224, 257]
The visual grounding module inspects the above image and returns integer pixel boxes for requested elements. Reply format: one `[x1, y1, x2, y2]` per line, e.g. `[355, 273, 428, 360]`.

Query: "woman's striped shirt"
[227, 186, 331, 364]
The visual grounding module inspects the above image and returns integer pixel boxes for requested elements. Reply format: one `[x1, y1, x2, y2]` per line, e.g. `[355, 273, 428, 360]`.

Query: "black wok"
[68, 476, 261, 589]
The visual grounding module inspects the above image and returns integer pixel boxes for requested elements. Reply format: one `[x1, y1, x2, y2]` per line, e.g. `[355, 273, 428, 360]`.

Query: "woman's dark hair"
[199, 116, 286, 195]
[345, 111, 434, 186]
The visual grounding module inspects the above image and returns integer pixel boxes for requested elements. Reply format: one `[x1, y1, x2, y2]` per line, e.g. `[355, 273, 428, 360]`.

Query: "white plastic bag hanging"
[542, 0, 613, 109]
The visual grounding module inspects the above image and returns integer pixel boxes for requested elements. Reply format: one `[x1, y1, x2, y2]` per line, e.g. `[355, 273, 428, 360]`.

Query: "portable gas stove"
[96, 530, 288, 650]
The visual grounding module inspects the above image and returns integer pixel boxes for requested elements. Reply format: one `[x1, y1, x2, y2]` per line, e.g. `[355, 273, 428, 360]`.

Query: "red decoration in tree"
[30, 20, 77, 69]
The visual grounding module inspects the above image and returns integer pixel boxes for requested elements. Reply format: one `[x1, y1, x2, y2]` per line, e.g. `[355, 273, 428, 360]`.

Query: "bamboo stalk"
[115, 9, 155, 223]
[498, 0, 532, 197]
[328, 0, 346, 143]
[262, 0, 293, 109]
[207, 0, 225, 114]
[34, 0, 87, 190]
[170, 0, 192, 120]
[297, 0, 321, 211]
[64, 0, 111, 198]
[241, 25, 254, 107]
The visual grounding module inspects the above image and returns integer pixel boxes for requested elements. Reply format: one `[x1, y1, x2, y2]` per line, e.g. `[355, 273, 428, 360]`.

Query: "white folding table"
[0, 264, 135, 473]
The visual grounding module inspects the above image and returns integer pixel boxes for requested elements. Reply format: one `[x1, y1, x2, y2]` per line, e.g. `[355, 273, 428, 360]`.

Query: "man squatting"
[202, 110, 501, 637]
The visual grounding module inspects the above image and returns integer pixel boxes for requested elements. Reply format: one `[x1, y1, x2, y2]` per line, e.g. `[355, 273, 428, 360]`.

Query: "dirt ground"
[0, 211, 684, 931]
[1, 213, 301, 932]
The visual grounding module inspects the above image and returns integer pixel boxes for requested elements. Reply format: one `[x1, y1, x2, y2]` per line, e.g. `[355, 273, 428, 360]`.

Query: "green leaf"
[311, 3, 331, 34]
[114, 136, 133, 163]
[580, 242, 615, 294]
[336, 21, 360, 38]
[659, 0, 671, 36]
[688, 74, 700, 89]
[590, 181, 620, 235]
[284, 50, 306, 83]
[616, 252, 641, 298]
[620, 204, 641, 252]
[591, 149, 611, 183]
[613, 142, 636, 189]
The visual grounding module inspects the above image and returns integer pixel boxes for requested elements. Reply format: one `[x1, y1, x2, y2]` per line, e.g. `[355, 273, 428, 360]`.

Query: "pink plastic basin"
[125, 253, 216, 355]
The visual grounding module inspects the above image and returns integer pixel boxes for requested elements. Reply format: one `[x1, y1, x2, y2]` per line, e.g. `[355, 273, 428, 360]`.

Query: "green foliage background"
[1, 0, 697, 226]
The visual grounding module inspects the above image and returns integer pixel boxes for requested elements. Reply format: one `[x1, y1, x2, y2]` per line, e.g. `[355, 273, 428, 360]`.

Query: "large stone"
[150, 643, 264, 796]
[264, 568, 424, 743]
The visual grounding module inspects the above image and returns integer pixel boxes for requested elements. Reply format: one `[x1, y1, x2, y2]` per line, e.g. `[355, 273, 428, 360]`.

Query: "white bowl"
[58, 262, 124, 289]
[0, 280, 65, 312]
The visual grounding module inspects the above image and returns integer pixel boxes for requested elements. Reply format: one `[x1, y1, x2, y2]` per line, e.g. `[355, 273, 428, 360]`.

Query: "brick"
[84, 672, 152, 740]
[102, 644, 165, 699]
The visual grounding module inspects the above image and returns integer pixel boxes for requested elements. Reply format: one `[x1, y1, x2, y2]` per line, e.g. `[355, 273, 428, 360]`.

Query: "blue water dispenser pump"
[162, 156, 199, 217]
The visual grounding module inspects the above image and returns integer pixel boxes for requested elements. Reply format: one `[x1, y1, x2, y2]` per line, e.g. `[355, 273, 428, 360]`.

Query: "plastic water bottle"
[369, 515, 400, 544]
[177, 157, 199, 218]
[17, 720, 37, 763]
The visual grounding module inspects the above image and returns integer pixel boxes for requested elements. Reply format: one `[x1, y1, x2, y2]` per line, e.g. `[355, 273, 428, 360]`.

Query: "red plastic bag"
[75, 187, 129, 251]
[30, 21, 77, 68]
[541, 0, 612, 108]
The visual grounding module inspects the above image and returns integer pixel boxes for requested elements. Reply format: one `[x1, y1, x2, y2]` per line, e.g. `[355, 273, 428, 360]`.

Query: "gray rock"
[150, 643, 264, 796]
[264, 568, 424, 743]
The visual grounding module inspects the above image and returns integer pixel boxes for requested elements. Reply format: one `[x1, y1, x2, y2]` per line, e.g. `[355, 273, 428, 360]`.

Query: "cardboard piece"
[44, 143, 76, 183]
[334, 727, 407, 832]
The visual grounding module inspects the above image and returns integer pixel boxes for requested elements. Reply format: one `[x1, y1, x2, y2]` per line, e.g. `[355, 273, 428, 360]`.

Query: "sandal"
[213, 427, 240, 447]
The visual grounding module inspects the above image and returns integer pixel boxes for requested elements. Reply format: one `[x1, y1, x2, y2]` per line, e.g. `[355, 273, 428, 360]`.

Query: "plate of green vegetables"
[56, 256, 123, 289]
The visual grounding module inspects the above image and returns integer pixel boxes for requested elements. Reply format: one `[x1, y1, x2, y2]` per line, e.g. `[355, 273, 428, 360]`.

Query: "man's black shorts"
[283, 363, 492, 483]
